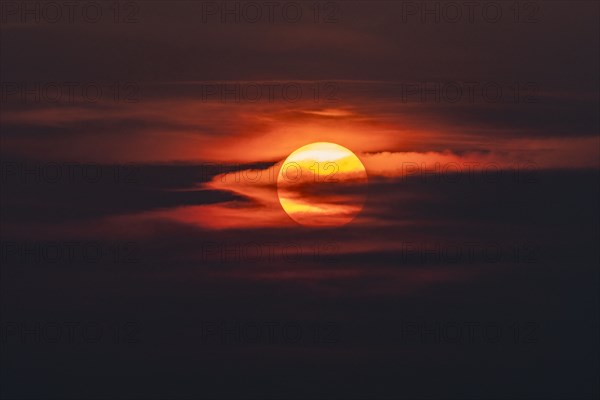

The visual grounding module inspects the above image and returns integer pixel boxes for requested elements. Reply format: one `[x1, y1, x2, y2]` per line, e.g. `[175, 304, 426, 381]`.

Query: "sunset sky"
[1, 1, 599, 398]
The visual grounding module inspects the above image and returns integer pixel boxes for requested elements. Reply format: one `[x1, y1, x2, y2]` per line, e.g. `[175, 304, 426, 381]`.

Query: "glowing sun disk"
[277, 142, 368, 227]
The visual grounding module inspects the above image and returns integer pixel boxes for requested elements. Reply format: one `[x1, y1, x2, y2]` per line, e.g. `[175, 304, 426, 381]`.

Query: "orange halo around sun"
[276, 142, 368, 227]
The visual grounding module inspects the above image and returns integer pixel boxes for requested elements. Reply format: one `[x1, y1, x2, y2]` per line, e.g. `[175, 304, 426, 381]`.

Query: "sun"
[277, 142, 368, 227]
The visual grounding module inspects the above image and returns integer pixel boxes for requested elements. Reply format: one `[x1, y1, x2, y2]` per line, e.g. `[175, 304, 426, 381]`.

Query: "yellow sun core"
[277, 142, 368, 227]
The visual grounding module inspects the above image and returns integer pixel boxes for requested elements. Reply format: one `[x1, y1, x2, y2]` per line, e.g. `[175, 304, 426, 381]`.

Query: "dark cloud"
[0, 160, 274, 223]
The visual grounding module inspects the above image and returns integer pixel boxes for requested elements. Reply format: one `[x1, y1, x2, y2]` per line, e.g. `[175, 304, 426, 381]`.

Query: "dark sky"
[1, 1, 599, 399]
